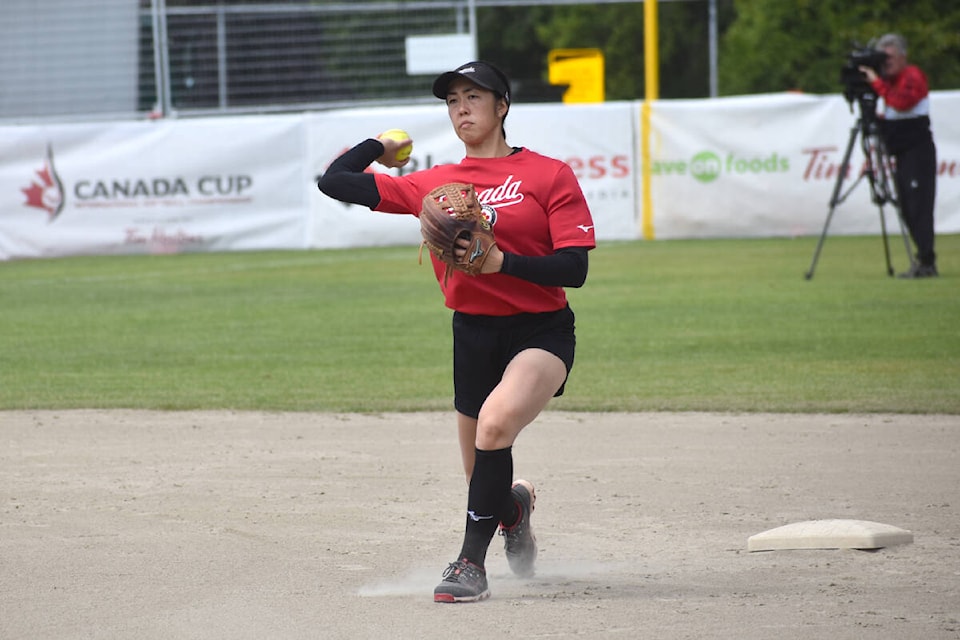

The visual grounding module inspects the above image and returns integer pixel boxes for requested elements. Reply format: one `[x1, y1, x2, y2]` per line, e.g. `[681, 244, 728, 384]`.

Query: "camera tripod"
[804, 102, 915, 280]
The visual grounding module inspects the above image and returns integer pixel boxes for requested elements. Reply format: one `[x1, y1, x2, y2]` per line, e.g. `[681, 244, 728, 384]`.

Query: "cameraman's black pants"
[893, 138, 937, 267]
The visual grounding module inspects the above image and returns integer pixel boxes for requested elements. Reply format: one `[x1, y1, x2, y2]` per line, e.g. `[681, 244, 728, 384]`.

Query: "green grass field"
[2, 235, 957, 414]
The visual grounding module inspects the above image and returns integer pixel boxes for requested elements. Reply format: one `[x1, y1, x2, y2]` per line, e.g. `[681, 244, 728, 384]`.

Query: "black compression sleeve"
[499, 247, 589, 288]
[317, 138, 384, 208]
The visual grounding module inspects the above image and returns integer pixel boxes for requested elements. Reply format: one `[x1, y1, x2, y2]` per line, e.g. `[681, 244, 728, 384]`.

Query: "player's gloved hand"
[454, 236, 503, 274]
[419, 182, 499, 284]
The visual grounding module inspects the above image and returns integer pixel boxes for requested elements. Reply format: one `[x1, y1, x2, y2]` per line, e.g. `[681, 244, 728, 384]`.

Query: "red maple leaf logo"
[21, 145, 65, 221]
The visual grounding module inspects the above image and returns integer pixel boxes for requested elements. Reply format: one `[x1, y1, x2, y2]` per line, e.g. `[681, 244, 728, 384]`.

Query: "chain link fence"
[1, 0, 474, 122]
[4, 0, 714, 123]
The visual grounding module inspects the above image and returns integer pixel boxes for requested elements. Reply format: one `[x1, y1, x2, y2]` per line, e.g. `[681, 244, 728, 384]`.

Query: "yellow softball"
[379, 128, 413, 162]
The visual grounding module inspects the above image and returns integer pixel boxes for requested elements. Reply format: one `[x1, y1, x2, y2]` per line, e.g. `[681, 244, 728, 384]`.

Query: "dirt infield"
[2, 410, 958, 639]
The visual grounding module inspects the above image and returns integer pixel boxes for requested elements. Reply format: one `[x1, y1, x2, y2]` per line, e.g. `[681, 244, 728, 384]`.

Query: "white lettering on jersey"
[477, 175, 524, 209]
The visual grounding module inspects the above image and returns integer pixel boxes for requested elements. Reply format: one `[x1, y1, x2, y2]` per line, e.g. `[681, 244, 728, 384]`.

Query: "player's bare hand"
[454, 237, 503, 274]
[375, 136, 412, 169]
[859, 66, 879, 83]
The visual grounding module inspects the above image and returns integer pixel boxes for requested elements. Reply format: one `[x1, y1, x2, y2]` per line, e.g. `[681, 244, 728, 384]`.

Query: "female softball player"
[318, 60, 596, 603]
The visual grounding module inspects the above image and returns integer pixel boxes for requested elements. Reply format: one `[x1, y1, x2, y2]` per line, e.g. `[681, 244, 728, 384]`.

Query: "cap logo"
[434, 62, 510, 104]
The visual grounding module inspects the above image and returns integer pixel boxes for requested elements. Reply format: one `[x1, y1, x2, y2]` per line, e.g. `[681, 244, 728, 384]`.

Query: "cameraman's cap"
[432, 61, 511, 104]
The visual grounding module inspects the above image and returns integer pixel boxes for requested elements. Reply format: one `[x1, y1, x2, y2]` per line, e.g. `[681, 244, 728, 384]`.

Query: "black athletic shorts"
[452, 304, 576, 419]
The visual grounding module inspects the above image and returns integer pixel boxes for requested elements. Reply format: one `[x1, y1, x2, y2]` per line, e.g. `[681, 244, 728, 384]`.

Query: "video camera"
[840, 44, 889, 107]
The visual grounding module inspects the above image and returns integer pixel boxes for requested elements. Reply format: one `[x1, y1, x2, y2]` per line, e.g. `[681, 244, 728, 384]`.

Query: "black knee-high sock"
[458, 446, 513, 567]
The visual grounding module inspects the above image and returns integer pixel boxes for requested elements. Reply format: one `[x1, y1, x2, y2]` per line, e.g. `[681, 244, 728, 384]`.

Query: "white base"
[747, 519, 913, 552]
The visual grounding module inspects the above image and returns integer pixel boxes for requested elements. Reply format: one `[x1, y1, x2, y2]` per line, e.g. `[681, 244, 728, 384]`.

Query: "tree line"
[476, 0, 960, 100]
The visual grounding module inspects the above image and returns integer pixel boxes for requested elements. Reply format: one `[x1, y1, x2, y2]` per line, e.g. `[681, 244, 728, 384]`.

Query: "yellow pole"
[641, 0, 659, 240]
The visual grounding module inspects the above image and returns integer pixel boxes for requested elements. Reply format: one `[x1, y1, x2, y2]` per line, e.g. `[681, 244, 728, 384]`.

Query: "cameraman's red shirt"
[871, 65, 929, 113]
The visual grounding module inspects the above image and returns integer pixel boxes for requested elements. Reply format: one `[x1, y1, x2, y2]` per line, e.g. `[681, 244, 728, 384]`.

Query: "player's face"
[445, 79, 503, 145]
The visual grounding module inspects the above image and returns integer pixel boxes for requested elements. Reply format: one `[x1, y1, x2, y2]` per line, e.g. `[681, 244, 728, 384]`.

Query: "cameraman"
[860, 33, 938, 278]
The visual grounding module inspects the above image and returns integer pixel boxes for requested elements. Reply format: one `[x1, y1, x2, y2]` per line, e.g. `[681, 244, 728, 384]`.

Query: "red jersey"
[871, 64, 929, 114]
[373, 148, 596, 316]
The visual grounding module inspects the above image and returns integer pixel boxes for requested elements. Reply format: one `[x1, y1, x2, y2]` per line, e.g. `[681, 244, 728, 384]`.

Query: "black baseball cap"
[432, 61, 511, 104]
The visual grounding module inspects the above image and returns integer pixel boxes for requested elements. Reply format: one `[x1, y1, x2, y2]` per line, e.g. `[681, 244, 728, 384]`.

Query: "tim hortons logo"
[21, 144, 65, 222]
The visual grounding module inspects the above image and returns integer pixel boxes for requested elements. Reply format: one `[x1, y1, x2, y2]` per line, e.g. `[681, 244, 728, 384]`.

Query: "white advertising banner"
[2, 92, 956, 261]
[307, 105, 443, 250]
[927, 91, 960, 233]
[647, 91, 960, 240]
[508, 102, 638, 240]
[306, 101, 637, 247]
[0, 115, 308, 260]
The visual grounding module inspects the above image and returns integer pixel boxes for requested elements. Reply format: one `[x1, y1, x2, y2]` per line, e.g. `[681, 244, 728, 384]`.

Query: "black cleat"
[898, 263, 939, 279]
[500, 479, 537, 578]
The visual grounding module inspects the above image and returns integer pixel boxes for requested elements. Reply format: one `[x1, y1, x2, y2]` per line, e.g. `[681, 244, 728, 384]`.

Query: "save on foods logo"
[651, 150, 790, 183]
